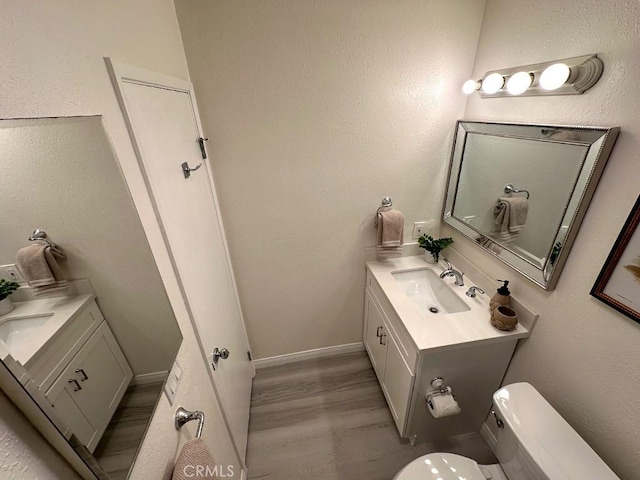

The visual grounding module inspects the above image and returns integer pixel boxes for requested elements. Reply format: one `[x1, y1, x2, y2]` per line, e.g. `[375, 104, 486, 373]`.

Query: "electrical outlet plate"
[412, 222, 426, 239]
[0, 264, 24, 282]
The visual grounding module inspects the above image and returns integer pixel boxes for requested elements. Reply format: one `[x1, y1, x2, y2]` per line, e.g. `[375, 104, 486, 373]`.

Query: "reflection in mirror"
[0, 117, 182, 479]
[443, 121, 619, 290]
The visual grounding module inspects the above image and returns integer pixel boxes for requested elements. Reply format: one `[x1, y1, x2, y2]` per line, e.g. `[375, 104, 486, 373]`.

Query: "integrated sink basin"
[392, 268, 470, 315]
[0, 294, 95, 366]
[0, 313, 54, 351]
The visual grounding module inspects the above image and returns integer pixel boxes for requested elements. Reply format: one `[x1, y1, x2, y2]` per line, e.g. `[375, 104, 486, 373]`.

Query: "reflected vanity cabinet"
[364, 270, 418, 435]
[26, 300, 133, 452]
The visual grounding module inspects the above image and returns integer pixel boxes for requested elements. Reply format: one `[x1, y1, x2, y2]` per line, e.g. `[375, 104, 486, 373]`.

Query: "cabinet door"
[364, 290, 387, 382]
[48, 321, 133, 451]
[45, 385, 98, 447]
[381, 333, 415, 435]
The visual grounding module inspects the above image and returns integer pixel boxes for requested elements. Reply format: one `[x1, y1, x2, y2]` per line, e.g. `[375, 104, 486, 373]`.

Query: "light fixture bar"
[474, 54, 603, 98]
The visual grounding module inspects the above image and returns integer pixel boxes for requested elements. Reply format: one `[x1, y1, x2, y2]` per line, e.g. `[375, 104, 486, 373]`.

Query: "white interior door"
[106, 60, 253, 458]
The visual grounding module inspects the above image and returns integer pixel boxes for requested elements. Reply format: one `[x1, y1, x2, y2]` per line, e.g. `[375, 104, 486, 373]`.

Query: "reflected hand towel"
[16, 242, 68, 295]
[494, 196, 529, 243]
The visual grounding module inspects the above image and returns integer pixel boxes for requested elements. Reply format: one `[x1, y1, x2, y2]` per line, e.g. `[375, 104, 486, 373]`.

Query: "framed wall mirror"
[0, 116, 182, 479]
[443, 121, 619, 290]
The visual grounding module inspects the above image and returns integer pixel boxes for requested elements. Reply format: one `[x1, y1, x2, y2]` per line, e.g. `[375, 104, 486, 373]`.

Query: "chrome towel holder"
[175, 407, 205, 439]
[28, 228, 56, 248]
[503, 184, 530, 199]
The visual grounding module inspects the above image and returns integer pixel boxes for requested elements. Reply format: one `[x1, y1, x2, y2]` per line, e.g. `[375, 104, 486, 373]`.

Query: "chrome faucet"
[439, 258, 465, 286]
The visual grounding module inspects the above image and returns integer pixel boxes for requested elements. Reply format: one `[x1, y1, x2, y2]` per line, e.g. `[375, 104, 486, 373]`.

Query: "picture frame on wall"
[591, 194, 640, 323]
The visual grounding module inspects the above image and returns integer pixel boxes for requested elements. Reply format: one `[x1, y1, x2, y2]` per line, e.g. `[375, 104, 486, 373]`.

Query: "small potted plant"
[418, 235, 454, 264]
[0, 279, 20, 316]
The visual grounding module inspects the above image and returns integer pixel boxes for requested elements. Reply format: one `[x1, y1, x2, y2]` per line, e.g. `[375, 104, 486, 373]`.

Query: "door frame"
[105, 58, 253, 467]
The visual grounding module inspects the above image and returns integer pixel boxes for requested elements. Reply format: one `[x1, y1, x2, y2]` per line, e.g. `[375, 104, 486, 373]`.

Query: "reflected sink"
[392, 268, 470, 315]
[0, 313, 54, 351]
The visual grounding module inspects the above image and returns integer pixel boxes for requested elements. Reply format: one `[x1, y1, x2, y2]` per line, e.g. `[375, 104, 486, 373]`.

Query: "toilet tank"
[492, 383, 619, 480]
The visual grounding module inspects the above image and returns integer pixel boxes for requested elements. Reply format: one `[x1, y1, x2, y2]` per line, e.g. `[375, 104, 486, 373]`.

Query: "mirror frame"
[443, 120, 619, 290]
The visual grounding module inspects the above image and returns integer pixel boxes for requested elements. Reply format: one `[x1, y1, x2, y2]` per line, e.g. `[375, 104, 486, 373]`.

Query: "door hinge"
[247, 351, 253, 361]
[197, 137, 208, 159]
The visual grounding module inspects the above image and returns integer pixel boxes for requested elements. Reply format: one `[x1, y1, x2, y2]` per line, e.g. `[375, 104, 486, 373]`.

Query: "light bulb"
[506, 71, 533, 95]
[481, 73, 504, 94]
[462, 79, 479, 94]
[540, 63, 570, 90]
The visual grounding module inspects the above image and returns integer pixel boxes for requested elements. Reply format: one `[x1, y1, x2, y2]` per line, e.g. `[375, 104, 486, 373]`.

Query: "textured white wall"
[175, 0, 486, 359]
[0, 1, 239, 478]
[0, 117, 180, 376]
[450, 1, 640, 478]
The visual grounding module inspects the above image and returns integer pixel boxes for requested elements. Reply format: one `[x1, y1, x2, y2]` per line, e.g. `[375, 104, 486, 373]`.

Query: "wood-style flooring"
[246, 351, 496, 480]
[93, 381, 164, 480]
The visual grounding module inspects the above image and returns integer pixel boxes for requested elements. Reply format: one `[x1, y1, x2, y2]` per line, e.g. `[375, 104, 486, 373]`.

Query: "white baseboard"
[131, 371, 169, 386]
[253, 343, 365, 369]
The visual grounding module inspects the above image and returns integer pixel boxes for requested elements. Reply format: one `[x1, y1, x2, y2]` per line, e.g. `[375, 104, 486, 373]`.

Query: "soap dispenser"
[490, 279, 511, 311]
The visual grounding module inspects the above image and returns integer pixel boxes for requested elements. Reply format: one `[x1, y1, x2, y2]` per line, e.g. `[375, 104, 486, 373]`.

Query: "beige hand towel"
[494, 196, 529, 243]
[172, 438, 221, 480]
[375, 207, 404, 257]
[16, 243, 68, 296]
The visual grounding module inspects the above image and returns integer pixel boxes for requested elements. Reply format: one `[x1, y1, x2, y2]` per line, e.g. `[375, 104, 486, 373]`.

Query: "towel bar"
[175, 407, 205, 439]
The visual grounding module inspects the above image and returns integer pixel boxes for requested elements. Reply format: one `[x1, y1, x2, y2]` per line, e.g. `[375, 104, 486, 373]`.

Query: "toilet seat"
[393, 452, 487, 480]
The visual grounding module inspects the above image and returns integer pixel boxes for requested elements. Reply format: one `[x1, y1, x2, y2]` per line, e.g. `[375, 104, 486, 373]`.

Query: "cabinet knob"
[68, 379, 82, 392]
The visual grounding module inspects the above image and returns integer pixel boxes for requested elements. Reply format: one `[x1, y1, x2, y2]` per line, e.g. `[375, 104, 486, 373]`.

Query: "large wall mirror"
[0, 116, 182, 479]
[443, 121, 619, 290]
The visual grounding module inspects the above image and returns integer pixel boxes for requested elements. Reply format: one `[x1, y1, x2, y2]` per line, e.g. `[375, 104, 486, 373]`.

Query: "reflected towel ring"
[503, 184, 530, 199]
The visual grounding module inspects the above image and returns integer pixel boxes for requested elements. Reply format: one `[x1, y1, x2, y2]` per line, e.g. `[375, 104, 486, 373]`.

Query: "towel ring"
[28, 228, 56, 248]
[381, 197, 393, 207]
[175, 407, 205, 439]
[503, 184, 530, 199]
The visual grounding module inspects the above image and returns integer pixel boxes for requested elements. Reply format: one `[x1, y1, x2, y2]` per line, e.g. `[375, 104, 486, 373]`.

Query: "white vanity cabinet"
[363, 255, 536, 444]
[24, 299, 133, 452]
[364, 273, 417, 434]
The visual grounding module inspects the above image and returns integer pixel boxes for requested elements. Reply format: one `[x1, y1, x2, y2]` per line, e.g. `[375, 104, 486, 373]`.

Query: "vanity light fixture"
[463, 54, 603, 98]
[462, 79, 481, 94]
[506, 71, 533, 95]
[539, 63, 571, 90]
[481, 73, 505, 94]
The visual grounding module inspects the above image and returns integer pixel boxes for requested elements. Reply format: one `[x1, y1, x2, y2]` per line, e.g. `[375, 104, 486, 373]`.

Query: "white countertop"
[0, 294, 95, 365]
[366, 255, 532, 352]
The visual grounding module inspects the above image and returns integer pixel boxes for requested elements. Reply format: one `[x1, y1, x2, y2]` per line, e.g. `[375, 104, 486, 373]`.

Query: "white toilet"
[394, 382, 619, 480]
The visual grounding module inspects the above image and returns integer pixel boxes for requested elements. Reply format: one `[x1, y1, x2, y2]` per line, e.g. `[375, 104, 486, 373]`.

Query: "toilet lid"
[394, 452, 486, 480]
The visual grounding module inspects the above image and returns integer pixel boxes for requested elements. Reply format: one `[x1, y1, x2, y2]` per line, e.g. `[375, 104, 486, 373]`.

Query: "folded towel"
[16, 242, 68, 296]
[494, 196, 529, 243]
[375, 207, 404, 257]
[172, 438, 220, 480]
